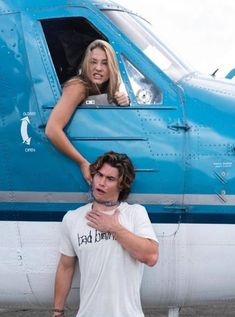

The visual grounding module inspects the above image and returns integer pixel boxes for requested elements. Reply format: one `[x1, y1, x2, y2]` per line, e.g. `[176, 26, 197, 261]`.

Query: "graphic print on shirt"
[77, 229, 116, 247]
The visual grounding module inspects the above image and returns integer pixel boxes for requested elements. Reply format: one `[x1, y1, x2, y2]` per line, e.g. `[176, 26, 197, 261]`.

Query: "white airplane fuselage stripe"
[0, 191, 234, 205]
[1, 221, 235, 306]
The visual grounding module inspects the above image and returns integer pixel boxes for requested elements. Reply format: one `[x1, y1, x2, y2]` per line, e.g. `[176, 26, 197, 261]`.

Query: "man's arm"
[53, 254, 76, 316]
[112, 227, 158, 267]
[86, 209, 159, 267]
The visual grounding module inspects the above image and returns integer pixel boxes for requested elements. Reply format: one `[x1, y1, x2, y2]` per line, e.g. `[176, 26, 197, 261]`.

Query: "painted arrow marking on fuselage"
[20, 116, 31, 145]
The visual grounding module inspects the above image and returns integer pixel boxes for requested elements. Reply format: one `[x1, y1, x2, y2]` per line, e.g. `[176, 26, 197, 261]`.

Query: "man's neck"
[92, 198, 120, 212]
[89, 189, 119, 210]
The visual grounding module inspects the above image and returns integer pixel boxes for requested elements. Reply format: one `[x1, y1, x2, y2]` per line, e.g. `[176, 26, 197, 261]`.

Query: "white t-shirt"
[60, 202, 158, 317]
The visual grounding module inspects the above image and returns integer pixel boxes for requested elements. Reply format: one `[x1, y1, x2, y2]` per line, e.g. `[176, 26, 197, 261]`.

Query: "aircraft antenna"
[211, 68, 219, 77]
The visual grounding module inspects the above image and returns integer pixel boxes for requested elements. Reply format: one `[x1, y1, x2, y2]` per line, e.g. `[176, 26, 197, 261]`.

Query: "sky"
[116, 0, 235, 78]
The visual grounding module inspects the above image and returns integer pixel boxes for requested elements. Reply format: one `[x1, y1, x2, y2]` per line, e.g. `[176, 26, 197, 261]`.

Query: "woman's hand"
[80, 160, 92, 184]
[114, 91, 130, 106]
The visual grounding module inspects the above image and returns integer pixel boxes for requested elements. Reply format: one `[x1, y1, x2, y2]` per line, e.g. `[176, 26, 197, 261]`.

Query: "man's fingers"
[87, 221, 96, 229]
[86, 213, 99, 223]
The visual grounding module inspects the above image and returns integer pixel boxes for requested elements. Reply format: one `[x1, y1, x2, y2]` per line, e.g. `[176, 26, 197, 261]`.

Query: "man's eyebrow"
[107, 175, 117, 180]
[97, 171, 117, 180]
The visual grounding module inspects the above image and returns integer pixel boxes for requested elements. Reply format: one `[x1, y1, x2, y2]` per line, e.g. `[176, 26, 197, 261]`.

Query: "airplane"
[1, 0, 235, 316]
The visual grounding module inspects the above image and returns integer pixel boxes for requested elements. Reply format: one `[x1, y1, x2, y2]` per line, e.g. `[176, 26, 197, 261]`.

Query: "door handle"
[168, 123, 191, 131]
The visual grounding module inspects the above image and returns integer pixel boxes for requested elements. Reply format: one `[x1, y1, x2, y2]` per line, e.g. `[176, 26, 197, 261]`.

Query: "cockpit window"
[40, 17, 129, 107]
[41, 18, 106, 84]
[103, 10, 193, 81]
[123, 57, 162, 105]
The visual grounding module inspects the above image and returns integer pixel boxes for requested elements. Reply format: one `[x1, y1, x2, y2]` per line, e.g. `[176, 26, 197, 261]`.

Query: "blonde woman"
[46, 39, 129, 184]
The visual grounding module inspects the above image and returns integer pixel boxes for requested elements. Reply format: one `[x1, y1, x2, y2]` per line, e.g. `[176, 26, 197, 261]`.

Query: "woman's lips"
[93, 73, 103, 79]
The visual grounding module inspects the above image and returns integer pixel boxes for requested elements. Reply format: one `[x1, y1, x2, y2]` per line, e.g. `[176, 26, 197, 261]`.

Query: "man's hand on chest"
[86, 208, 123, 233]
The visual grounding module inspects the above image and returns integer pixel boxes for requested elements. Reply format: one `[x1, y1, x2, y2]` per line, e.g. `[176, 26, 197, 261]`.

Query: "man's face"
[92, 163, 120, 203]
[87, 47, 110, 86]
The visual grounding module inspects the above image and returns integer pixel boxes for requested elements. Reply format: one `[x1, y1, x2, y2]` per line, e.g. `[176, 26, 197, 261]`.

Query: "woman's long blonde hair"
[80, 39, 121, 102]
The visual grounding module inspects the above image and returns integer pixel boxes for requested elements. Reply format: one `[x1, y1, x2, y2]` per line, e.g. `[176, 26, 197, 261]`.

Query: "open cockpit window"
[41, 18, 107, 85]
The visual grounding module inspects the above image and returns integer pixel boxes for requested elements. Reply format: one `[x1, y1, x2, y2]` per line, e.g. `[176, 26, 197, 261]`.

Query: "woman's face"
[87, 47, 110, 86]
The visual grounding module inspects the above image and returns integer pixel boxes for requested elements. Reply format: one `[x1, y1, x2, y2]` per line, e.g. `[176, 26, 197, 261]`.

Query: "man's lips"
[95, 188, 106, 194]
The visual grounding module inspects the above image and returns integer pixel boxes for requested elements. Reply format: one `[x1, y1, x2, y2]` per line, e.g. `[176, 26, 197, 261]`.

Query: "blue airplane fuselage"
[1, 0, 235, 224]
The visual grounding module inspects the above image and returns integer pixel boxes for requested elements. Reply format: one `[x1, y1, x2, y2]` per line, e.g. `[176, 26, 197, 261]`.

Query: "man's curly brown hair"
[90, 151, 135, 201]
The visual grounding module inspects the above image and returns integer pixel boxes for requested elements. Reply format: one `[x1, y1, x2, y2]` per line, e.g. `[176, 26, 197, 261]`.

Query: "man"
[53, 151, 159, 317]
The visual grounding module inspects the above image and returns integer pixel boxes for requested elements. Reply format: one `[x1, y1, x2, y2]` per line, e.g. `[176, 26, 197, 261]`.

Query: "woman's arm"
[45, 82, 91, 183]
